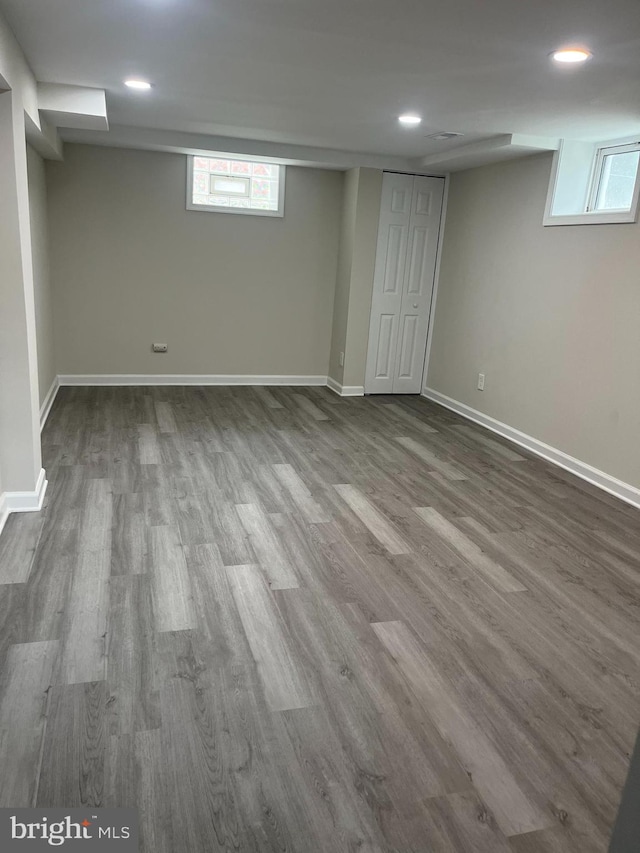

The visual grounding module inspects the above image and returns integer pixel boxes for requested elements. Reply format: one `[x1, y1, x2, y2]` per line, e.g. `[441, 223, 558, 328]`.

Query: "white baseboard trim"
[5, 467, 48, 512]
[0, 468, 48, 537]
[0, 493, 9, 539]
[58, 374, 328, 387]
[40, 376, 60, 431]
[327, 376, 365, 397]
[422, 387, 640, 511]
[58, 373, 327, 385]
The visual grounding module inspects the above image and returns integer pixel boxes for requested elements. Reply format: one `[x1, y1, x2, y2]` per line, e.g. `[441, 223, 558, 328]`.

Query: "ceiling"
[2, 0, 640, 162]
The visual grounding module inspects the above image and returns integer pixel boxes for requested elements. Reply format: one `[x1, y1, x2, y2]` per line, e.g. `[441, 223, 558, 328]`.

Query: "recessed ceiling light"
[551, 48, 592, 63]
[398, 114, 422, 127]
[125, 79, 152, 90]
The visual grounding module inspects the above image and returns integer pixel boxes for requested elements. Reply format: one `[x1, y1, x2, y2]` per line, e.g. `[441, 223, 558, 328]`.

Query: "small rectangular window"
[589, 142, 640, 213]
[187, 155, 285, 217]
[544, 137, 640, 225]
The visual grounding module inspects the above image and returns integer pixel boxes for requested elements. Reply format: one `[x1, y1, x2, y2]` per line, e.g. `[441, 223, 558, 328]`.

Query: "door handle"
[412, 303, 418, 309]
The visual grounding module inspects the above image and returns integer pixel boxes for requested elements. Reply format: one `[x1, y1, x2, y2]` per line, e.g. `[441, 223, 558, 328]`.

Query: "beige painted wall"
[0, 5, 47, 499]
[328, 167, 383, 388]
[47, 145, 343, 377]
[27, 144, 55, 406]
[0, 91, 42, 494]
[329, 168, 358, 386]
[343, 168, 383, 388]
[427, 152, 640, 489]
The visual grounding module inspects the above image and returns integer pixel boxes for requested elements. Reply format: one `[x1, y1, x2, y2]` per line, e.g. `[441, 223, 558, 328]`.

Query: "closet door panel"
[365, 172, 413, 394]
[392, 176, 445, 394]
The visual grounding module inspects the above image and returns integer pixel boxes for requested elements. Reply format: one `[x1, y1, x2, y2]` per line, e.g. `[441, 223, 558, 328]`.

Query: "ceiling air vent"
[425, 132, 464, 141]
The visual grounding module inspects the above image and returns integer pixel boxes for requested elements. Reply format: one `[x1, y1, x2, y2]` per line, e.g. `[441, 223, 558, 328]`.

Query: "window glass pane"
[208, 159, 231, 175]
[211, 176, 250, 196]
[193, 171, 209, 194]
[252, 163, 277, 177]
[596, 151, 640, 210]
[230, 160, 251, 175]
[250, 178, 272, 200]
[190, 156, 282, 214]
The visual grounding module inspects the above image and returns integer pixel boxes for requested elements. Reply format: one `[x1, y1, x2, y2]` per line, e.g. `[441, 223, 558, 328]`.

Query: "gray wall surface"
[427, 153, 640, 489]
[47, 145, 343, 377]
[27, 144, 55, 406]
[328, 167, 382, 388]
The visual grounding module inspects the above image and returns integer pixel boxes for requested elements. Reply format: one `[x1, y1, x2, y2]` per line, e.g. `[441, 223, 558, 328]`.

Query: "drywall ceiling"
[1, 0, 640, 164]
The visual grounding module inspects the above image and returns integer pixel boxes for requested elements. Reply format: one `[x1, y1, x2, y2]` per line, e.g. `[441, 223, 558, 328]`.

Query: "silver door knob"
[413, 303, 418, 308]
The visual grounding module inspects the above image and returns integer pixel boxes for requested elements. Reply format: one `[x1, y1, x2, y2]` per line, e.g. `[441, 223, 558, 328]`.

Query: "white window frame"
[543, 136, 640, 226]
[587, 141, 640, 213]
[186, 155, 286, 218]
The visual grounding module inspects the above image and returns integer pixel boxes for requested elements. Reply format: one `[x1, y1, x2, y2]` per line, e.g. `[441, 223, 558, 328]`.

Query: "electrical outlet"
[477, 373, 485, 391]
[152, 343, 168, 353]
[339, 352, 345, 367]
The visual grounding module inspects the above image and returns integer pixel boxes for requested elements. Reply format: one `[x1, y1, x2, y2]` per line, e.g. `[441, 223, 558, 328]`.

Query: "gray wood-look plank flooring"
[0, 385, 638, 852]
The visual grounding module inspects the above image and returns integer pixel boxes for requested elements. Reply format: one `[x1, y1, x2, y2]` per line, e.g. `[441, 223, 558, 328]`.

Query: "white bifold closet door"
[365, 172, 445, 394]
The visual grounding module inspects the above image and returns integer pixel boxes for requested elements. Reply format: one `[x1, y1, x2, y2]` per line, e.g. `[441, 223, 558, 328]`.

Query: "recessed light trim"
[398, 114, 422, 127]
[125, 79, 152, 90]
[551, 48, 592, 63]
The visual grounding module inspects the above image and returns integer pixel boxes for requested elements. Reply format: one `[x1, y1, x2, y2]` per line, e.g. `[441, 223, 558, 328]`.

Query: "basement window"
[588, 143, 640, 212]
[187, 155, 285, 217]
[544, 137, 640, 226]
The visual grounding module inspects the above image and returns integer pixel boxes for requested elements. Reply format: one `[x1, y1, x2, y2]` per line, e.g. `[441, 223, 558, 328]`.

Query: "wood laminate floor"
[0, 385, 638, 852]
